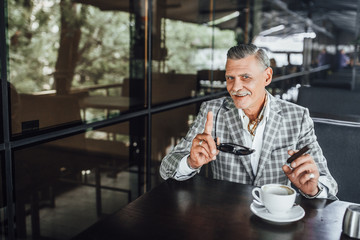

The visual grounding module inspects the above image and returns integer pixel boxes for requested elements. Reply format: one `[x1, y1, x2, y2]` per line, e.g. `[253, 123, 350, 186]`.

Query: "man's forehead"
[225, 57, 261, 74]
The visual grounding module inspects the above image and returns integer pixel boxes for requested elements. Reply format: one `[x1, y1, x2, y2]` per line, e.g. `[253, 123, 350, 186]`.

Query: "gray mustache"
[230, 90, 251, 97]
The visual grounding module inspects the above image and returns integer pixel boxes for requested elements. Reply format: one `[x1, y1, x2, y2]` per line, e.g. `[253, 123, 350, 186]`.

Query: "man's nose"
[232, 78, 244, 90]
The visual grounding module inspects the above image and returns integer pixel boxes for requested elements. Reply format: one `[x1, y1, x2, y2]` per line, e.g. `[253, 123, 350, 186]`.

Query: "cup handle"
[252, 187, 263, 205]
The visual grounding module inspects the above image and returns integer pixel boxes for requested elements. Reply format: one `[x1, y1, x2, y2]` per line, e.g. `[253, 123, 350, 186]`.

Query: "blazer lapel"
[254, 96, 282, 185]
[223, 99, 254, 181]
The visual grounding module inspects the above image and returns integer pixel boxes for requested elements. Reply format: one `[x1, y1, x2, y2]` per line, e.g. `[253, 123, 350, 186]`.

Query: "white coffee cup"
[252, 184, 296, 215]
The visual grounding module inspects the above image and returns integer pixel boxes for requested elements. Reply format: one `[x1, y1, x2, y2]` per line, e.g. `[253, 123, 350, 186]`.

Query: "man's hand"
[282, 149, 320, 196]
[188, 111, 219, 169]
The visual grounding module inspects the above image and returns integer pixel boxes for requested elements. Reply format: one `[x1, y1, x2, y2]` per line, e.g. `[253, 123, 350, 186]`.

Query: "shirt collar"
[238, 92, 271, 128]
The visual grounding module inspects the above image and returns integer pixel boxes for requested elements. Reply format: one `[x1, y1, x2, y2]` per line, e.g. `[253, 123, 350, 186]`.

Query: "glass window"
[8, 1, 145, 137]
[151, 0, 233, 105]
[0, 152, 5, 239]
[13, 121, 143, 239]
[151, 104, 198, 184]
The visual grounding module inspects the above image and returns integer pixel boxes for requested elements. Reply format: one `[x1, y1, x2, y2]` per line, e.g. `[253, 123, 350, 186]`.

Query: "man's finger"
[299, 173, 316, 185]
[282, 164, 292, 175]
[204, 111, 213, 135]
[288, 150, 295, 155]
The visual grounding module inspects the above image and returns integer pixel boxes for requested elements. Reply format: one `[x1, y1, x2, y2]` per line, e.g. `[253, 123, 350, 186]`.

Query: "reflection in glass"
[151, 0, 234, 104]
[8, 1, 143, 135]
[151, 104, 198, 183]
[0, 153, 5, 239]
[13, 122, 140, 239]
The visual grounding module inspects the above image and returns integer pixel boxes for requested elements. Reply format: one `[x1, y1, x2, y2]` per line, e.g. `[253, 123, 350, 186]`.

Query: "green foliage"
[164, 19, 235, 74]
[8, 0, 130, 93]
[73, 8, 130, 87]
[7, 0, 235, 94]
[8, 0, 60, 93]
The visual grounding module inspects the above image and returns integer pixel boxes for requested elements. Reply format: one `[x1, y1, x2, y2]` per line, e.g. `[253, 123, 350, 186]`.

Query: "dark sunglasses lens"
[236, 149, 253, 155]
[217, 144, 254, 155]
[218, 144, 234, 152]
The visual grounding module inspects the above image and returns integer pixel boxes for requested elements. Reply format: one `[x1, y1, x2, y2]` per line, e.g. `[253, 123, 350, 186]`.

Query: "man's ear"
[264, 67, 273, 86]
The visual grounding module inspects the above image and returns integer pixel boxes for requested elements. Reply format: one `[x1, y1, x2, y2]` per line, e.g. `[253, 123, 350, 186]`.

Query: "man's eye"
[226, 76, 234, 81]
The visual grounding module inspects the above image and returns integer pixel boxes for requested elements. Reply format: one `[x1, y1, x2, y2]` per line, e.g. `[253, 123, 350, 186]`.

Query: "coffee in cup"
[252, 184, 296, 215]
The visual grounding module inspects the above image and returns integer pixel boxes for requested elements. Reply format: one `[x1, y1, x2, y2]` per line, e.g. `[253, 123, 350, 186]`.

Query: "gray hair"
[227, 44, 270, 69]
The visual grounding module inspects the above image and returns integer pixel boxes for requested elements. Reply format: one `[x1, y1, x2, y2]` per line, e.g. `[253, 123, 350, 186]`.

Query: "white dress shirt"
[238, 96, 269, 176]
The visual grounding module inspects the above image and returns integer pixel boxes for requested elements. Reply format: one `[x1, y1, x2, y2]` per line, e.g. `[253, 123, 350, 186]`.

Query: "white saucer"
[250, 202, 305, 224]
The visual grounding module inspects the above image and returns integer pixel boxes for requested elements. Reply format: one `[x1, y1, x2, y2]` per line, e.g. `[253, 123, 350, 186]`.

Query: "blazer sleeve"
[297, 108, 338, 198]
[159, 102, 208, 180]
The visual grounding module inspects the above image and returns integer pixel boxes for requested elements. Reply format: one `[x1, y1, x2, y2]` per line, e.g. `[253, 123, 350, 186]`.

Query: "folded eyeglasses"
[214, 100, 255, 156]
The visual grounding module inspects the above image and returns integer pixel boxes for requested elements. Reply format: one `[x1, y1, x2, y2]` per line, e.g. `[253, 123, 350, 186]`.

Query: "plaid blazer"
[160, 94, 338, 197]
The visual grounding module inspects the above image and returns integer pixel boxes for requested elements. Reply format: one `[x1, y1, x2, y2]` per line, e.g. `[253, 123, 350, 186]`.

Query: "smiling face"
[225, 55, 273, 119]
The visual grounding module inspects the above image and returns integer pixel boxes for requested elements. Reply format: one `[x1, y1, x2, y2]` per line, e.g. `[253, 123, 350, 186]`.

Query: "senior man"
[160, 44, 337, 199]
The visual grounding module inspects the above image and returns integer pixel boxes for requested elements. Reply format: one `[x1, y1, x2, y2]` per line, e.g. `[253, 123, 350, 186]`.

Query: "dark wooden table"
[73, 176, 355, 240]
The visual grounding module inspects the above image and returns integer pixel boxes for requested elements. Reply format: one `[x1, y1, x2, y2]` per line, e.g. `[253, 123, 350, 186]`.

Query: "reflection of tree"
[164, 20, 235, 74]
[8, 0, 234, 93]
[8, 0, 130, 94]
[8, 0, 58, 93]
[55, 0, 83, 94]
